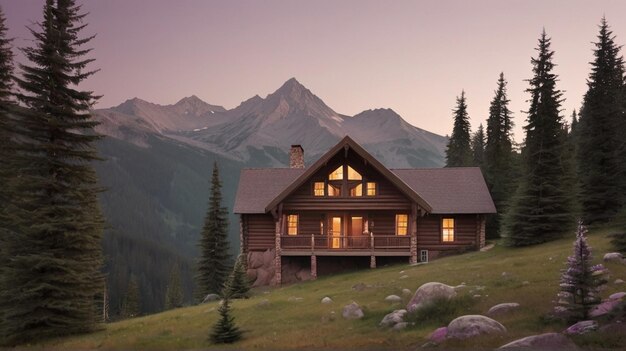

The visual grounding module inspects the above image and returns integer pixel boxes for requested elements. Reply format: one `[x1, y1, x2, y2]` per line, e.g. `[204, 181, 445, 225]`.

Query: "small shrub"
[209, 297, 242, 344]
[405, 295, 476, 326]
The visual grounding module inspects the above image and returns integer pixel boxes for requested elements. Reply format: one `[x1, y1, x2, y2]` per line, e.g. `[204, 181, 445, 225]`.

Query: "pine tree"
[165, 264, 184, 309]
[503, 31, 574, 246]
[196, 162, 232, 300]
[209, 297, 242, 344]
[0, 0, 104, 344]
[556, 221, 608, 322]
[576, 18, 625, 224]
[471, 124, 485, 169]
[224, 254, 251, 299]
[445, 91, 473, 167]
[484, 73, 515, 239]
[120, 275, 140, 318]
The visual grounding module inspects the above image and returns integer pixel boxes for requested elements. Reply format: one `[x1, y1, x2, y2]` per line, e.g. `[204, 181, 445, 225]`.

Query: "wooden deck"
[280, 234, 411, 256]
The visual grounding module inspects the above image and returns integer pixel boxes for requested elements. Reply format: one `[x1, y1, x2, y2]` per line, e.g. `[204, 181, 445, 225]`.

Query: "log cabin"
[233, 136, 496, 286]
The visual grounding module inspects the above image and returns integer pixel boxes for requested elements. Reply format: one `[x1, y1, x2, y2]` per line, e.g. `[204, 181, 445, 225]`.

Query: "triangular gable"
[264, 136, 433, 213]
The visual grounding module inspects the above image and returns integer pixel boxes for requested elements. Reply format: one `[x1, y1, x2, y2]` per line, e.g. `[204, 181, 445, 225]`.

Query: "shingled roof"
[233, 136, 496, 215]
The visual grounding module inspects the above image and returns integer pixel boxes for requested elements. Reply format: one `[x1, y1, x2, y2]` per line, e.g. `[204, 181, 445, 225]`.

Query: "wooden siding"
[282, 149, 412, 211]
[417, 214, 478, 251]
[246, 214, 275, 251]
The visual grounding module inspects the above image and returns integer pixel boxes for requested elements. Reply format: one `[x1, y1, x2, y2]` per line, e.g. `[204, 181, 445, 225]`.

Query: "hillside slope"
[34, 229, 626, 350]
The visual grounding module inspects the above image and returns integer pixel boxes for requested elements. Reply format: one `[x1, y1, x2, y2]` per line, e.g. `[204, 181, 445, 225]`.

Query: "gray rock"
[522, 280, 530, 286]
[615, 279, 624, 285]
[564, 320, 598, 335]
[487, 302, 520, 316]
[498, 332, 580, 350]
[385, 294, 402, 303]
[288, 296, 303, 302]
[321, 296, 333, 304]
[407, 282, 457, 312]
[454, 284, 467, 291]
[402, 288, 412, 296]
[603, 252, 624, 262]
[202, 293, 220, 303]
[589, 299, 621, 318]
[380, 309, 407, 327]
[392, 322, 408, 331]
[342, 302, 364, 319]
[609, 291, 626, 300]
[473, 294, 482, 299]
[446, 315, 507, 340]
[399, 275, 409, 279]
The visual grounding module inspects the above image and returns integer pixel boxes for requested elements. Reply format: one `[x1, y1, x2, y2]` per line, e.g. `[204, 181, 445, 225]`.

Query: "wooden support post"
[310, 234, 317, 280]
[410, 204, 418, 264]
[273, 214, 283, 285]
[369, 232, 376, 268]
[370, 255, 376, 269]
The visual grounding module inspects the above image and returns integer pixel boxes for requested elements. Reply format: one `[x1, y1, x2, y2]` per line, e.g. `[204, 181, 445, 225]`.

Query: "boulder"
[321, 296, 333, 304]
[429, 326, 448, 343]
[498, 332, 580, 350]
[380, 309, 407, 328]
[564, 320, 598, 335]
[248, 251, 264, 269]
[385, 295, 402, 303]
[402, 288, 412, 296]
[392, 322, 408, 331]
[342, 302, 364, 319]
[446, 315, 507, 340]
[202, 293, 220, 303]
[615, 279, 624, 285]
[262, 249, 275, 267]
[589, 299, 621, 318]
[487, 303, 520, 316]
[609, 291, 626, 300]
[407, 282, 457, 312]
[246, 268, 258, 281]
[603, 252, 624, 262]
[253, 267, 273, 287]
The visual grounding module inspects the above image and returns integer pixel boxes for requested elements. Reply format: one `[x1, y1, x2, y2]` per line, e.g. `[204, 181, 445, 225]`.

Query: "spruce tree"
[556, 221, 608, 322]
[471, 123, 485, 169]
[0, 0, 104, 344]
[209, 297, 242, 344]
[484, 73, 515, 239]
[224, 254, 251, 299]
[504, 31, 574, 246]
[165, 264, 184, 309]
[120, 275, 140, 318]
[445, 91, 473, 167]
[576, 18, 625, 224]
[196, 162, 232, 300]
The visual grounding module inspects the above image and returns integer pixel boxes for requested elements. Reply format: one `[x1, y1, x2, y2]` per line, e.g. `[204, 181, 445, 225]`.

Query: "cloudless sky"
[2, 0, 626, 142]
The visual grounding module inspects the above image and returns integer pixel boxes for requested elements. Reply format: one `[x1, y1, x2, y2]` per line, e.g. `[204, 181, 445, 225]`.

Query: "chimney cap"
[291, 144, 303, 150]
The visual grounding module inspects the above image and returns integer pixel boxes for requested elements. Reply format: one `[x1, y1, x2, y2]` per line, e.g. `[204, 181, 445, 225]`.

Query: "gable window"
[347, 166, 362, 180]
[366, 182, 377, 196]
[442, 218, 454, 242]
[327, 183, 341, 197]
[329, 166, 343, 180]
[313, 182, 325, 196]
[349, 183, 362, 197]
[287, 214, 299, 235]
[395, 214, 408, 236]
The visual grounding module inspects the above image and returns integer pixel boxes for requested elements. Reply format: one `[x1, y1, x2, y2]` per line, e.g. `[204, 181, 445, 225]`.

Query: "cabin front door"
[331, 216, 342, 249]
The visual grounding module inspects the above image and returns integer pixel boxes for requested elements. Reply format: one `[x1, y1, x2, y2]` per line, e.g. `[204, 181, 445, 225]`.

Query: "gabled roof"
[263, 136, 433, 213]
[233, 136, 497, 215]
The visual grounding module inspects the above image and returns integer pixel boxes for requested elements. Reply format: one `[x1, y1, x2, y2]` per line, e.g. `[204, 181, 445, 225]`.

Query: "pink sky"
[2, 0, 626, 142]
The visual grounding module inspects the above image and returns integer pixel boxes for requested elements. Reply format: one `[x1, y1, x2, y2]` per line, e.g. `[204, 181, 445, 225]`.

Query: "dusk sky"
[2, 0, 626, 141]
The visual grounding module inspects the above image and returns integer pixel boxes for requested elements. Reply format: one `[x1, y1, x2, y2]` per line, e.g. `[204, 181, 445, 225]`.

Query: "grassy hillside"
[33, 228, 626, 350]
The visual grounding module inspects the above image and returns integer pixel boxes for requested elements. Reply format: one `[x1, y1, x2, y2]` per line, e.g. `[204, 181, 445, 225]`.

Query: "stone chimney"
[289, 145, 304, 168]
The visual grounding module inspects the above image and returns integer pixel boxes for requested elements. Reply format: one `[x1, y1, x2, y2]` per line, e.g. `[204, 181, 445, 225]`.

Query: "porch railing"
[280, 233, 411, 251]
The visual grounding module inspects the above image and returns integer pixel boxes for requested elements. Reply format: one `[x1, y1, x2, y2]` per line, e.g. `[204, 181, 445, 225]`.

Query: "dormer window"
[314, 164, 375, 198]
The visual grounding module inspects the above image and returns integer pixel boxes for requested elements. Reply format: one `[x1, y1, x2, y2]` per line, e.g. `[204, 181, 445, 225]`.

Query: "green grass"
[28, 228, 626, 350]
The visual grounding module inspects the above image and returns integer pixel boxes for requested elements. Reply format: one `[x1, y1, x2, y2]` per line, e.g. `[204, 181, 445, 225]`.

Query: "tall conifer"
[445, 91, 473, 167]
[504, 31, 574, 246]
[484, 73, 515, 238]
[471, 124, 485, 169]
[576, 18, 625, 224]
[0, 0, 104, 344]
[196, 162, 232, 300]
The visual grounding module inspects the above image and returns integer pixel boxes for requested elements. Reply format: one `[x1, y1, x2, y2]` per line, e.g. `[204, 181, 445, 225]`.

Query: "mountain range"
[91, 78, 448, 315]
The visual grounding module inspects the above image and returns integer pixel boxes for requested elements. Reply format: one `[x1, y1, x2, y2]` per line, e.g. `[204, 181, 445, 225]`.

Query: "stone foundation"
[246, 249, 276, 287]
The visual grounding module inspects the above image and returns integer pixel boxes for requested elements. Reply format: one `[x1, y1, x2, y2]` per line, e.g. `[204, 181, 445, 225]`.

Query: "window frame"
[313, 181, 325, 197]
[395, 214, 408, 236]
[287, 214, 299, 236]
[441, 217, 455, 243]
[366, 182, 377, 196]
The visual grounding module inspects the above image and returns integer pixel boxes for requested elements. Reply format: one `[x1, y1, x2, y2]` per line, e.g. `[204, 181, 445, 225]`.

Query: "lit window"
[287, 215, 298, 236]
[329, 166, 343, 180]
[320, 220, 324, 235]
[347, 166, 362, 180]
[366, 182, 376, 196]
[313, 182, 325, 196]
[349, 183, 362, 197]
[442, 218, 454, 242]
[396, 214, 408, 236]
[328, 183, 341, 197]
